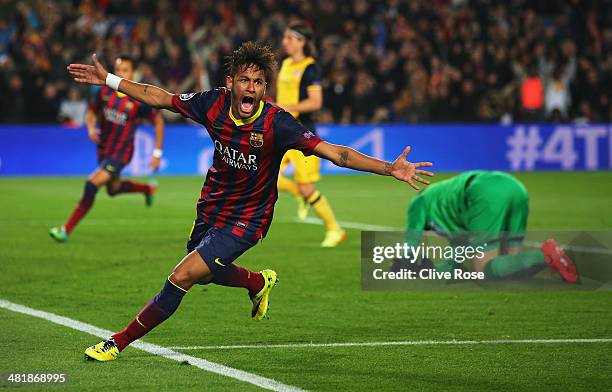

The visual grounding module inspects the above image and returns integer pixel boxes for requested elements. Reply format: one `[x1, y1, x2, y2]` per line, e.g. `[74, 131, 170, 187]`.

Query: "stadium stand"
[0, 0, 610, 124]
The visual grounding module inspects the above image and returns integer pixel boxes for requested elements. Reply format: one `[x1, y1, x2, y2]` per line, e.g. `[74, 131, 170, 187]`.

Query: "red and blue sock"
[212, 264, 264, 296]
[64, 180, 98, 234]
[108, 180, 151, 196]
[112, 278, 187, 351]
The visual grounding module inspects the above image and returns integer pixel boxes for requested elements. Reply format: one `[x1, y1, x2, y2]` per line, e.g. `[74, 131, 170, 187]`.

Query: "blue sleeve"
[302, 63, 322, 89]
[171, 88, 223, 125]
[274, 110, 322, 156]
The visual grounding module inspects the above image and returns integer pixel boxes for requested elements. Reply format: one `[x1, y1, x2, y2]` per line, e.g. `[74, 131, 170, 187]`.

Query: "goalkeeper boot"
[84, 337, 120, 362]
[49, 226, 68, 243]
[296, 196, 309, 220]
[541, 239, 578, 283]
[321, 229, 346, 248]
[250, 269, 278, 320]
[145, 181, 158, 207]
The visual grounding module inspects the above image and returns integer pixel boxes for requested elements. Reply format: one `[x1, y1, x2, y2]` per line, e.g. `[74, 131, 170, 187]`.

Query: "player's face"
[282, 30, 304, 57]
[226, 65, 267, 119]
[114, 58, 135, 80]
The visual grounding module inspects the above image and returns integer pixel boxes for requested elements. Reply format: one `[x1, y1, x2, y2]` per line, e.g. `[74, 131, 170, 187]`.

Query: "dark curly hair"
[225, 41, 277, 84]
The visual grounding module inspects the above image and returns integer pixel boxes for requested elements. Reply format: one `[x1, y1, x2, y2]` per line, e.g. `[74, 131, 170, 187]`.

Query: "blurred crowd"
[0, 0, 610, 125]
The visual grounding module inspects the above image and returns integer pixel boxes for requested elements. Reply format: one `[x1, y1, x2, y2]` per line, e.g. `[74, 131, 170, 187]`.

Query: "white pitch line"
[0, 299, 305, 392]
[289, 218, 612, 256]
[283, 216, 402, 232]
[2, 214, 611, 256]
[168, 338, 612, 351]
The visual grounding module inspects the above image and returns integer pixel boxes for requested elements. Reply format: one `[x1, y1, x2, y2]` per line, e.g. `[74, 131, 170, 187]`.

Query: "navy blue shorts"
[98, 158, 125, 178]
[186, 217, 257, 275]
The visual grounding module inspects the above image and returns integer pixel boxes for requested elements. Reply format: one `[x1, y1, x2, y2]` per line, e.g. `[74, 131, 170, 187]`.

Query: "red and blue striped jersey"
[90, 87, 157, 164]
[172, 88, 323, 242]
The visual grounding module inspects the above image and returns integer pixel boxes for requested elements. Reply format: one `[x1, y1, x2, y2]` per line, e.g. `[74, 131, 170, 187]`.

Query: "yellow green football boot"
[49, 226, 68, 243]
[84, 337, 120, 362]
[296, 196, 309, 220]
[145, 180, 158, 207]
[321, 229, 346, 248]
[250, 270, 278, 320]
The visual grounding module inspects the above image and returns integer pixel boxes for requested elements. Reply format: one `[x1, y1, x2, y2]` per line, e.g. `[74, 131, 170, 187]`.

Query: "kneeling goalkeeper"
[397, 171, 577, 282]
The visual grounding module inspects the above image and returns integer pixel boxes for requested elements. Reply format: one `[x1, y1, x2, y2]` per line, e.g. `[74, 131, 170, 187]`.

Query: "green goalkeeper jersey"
[405, 170, 529, 249]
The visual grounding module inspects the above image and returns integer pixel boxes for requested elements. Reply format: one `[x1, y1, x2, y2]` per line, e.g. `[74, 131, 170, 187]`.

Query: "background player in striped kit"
[49, 55, 165, 242]
[276, 22, 345, 247]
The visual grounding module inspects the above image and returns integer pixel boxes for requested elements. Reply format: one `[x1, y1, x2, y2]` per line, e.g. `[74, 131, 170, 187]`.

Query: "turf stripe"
[3, 215, 612, 256]
[168, 338, 612, 351]
[0, 299, 305, 392]
[294, 217, 612, 256]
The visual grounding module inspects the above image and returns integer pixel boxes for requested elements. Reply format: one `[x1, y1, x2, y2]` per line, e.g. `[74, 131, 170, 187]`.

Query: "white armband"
[105, 73, 123, 90]
[152, 149, 163, 158]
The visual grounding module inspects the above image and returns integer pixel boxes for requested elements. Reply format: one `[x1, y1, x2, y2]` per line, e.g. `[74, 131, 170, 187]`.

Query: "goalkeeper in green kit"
[396, 170, 578, 282]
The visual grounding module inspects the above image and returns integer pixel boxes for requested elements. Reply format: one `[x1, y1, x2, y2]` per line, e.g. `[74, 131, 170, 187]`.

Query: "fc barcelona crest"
[250, 132, 264, 147]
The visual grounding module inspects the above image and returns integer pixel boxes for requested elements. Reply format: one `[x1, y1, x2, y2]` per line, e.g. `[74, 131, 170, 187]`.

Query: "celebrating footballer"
[67, 42, 433, 361]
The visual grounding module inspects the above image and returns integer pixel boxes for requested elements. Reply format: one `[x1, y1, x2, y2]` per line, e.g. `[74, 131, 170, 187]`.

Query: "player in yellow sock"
[276, 22, 345, 247]
[277, 156, 308, 220]
[277, 174, 299, 196]
[306, 189, 345, 247]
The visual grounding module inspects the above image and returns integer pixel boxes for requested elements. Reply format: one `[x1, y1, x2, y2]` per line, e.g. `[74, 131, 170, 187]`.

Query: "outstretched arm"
[313, 141, 433, 190]
[67, 54, 176, 111]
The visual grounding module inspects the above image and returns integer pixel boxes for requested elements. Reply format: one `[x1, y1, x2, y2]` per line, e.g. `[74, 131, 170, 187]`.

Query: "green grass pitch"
[1, 172, 611, 391]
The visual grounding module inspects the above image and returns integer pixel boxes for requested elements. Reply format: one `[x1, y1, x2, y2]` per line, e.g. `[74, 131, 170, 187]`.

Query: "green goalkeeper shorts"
[464, 171, 529, 250]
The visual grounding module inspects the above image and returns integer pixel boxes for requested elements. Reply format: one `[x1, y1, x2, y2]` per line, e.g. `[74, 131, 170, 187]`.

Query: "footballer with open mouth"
[227, 65, 266, 119]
